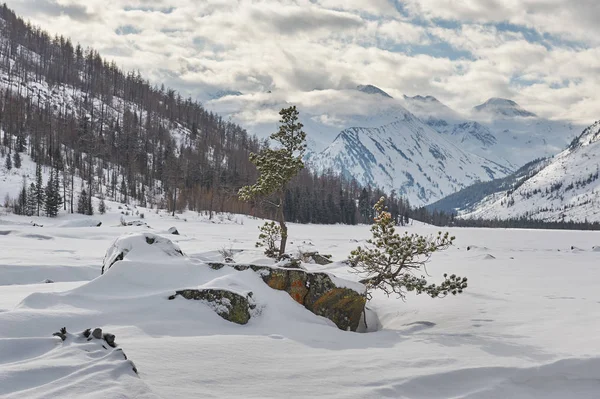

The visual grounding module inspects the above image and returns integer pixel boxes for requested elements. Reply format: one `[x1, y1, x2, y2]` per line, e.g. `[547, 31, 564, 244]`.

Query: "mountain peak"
[356, 84, 393, 98]
[403, 94, 440, 103]
[473, 97, 537, 118]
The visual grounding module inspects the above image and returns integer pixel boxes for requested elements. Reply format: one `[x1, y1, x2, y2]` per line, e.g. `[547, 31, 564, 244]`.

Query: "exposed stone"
[206, 262, 366, 331]
[92, 328, 103, 339]
[103, 333, 116, 347]
[301, 251, 333, 265]
[169, 288, 254, 325]
[168, 226, 179, 235]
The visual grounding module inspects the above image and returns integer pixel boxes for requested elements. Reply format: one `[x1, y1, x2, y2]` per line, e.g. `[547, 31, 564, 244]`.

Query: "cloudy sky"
[9, 0, 600, 126]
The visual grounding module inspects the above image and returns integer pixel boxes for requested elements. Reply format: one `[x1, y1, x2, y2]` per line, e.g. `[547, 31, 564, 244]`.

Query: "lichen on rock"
[168, 288, 255, 325]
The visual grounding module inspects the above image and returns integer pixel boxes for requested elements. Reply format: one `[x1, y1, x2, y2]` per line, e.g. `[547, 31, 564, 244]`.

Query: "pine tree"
[238, 106, 306, 257]
[26, 183, 37, 216]
[349, 197, 467, 300]
[77, 188, 88, 215]
[44, 171, 62, 217]
[13, 151, 21, 169]
[35, 163, 44, 216]
[98, 193, 106, 214]
[16, 183, 27, 215]
[5, 151, 12, 170]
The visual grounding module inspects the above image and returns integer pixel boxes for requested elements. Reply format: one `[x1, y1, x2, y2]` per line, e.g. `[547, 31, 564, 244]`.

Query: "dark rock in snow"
[103, 333, 116, 347]
[168, 226, 179, 235]
[52, 327, 67, 341]
[301, 251, 333, 265]
[92, 328, 103, 339]
[169, 288, 254, 325]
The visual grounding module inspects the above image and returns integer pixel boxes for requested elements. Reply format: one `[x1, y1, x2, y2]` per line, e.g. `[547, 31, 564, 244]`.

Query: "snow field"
[0, 205, 599, 398]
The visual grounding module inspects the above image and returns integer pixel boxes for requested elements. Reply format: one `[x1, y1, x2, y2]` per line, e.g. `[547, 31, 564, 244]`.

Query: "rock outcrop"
[168, 288, 254, 325]
[208, 263, 366, 331]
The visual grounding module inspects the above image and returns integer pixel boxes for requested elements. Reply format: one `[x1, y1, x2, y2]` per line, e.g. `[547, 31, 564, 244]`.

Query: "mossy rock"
[308, 288, 366, 331]
[169, 288, 254, 325]
[204, 262, 366, 331]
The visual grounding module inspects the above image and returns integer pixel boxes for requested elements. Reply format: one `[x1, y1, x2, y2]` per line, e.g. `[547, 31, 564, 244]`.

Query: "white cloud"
[6, 0, 600, 126]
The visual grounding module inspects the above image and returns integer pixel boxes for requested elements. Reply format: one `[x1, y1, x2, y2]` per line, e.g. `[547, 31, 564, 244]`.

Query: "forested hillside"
[0, 4, 411, 225]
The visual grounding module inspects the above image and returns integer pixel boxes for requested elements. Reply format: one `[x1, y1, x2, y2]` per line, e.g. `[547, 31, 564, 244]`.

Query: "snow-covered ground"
[1, 204, 600, 398]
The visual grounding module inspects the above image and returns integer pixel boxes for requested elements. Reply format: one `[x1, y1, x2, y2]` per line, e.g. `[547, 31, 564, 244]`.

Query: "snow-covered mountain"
[461, 121, 600, 222]
[473, 97, 538, 118]
[403, 95, 578, 169]
[308, 105, 512, 205]
[208, 85, 579, 206]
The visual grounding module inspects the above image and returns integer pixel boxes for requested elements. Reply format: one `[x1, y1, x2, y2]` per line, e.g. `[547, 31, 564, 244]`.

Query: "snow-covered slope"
[309, 108, 512, 205]
[463, 121, 600, 222]
[473, 97, 538, 118]
[403, 95, 578, 169]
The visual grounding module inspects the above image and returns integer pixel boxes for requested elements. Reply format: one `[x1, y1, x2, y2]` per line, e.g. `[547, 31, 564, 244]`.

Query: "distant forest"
[0, 3, 598, 231]
[0, 4, 413, 225]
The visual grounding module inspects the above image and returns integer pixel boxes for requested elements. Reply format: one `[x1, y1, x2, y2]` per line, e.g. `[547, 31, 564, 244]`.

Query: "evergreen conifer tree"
[238, 106, 306, 257]
[77, 188, 88, 215]
[349, 197, 467, 299]
[13, 151, 21, 169]
[5, 151, 12, 170]
[98, 193, 106, 214]
[35, 163, 44, 216]
[16, 183, 27, 215]
[26, 183, 37, 216]
[44, 171, 62, 217]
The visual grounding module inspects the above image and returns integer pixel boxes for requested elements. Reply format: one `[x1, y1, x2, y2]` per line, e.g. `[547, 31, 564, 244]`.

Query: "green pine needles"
[349, 197, 468, 299]
[239, 106, 306, 258]
[256, 221, 282, 258]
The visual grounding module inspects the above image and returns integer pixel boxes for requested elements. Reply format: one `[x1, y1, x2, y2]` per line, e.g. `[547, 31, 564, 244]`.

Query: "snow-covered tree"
[98, 193, 106, 214]
[349, 197, 468, 299]
[239, 106, 306, 257]
[255, 221, 281, 258]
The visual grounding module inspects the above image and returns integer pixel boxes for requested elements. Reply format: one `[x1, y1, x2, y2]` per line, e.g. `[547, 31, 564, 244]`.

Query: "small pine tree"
[349, 197, 467, 299]
[35, 163, 44, 216]
[256, 221, 282, 258]
[44, 172, 62, 217]
[5, 152, 12, 170]
[26, 183, 37, 217]
[15, 183, 27, 215]
[98, 194, 106, 214]
[77, 188, 88, 215]
[13, 151, 21, 169]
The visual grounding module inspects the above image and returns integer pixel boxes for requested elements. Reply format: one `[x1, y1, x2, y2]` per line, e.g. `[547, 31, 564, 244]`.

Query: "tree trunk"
[277, 191, 287, 257]
[172, 188, 177, 217]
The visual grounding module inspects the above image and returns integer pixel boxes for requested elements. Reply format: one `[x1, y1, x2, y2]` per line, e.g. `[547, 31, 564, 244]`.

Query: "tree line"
[0, 4, 414, 224]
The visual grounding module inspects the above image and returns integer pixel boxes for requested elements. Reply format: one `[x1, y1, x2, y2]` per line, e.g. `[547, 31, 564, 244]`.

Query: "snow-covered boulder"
[101, 233, 185, 274]
[167, 226, 179, 235]
[208, 263, 367, 331]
